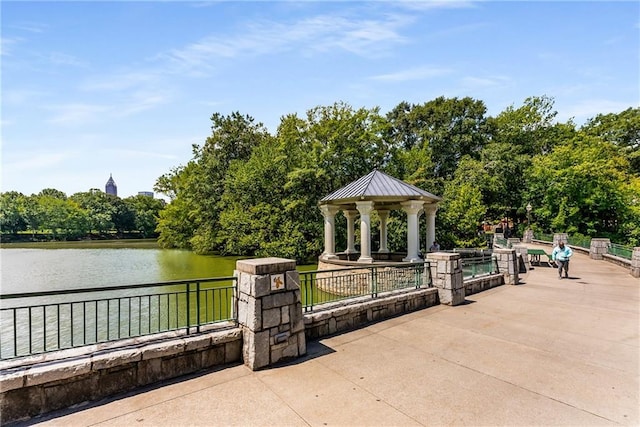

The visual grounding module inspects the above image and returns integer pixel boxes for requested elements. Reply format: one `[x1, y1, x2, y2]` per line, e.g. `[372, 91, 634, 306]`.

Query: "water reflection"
[1, 247, 243, 294]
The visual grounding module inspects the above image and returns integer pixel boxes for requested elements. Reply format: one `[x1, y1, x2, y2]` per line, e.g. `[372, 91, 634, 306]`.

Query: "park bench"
[527, 249, 554, 267]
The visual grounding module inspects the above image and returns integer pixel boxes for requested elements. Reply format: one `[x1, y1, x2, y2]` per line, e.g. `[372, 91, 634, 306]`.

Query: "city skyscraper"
[105, 174, 117, 196]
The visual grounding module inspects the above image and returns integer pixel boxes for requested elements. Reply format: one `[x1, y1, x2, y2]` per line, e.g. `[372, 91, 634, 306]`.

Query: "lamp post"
[525, 203, 533, 243]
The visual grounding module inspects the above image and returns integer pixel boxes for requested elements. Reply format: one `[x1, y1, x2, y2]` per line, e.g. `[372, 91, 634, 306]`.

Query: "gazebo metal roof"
[320, 170, 441, 205]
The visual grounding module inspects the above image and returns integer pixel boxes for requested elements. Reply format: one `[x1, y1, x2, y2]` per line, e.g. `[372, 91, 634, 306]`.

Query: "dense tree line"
[151, 97, 640, 262]
[0, 189, 165, 240]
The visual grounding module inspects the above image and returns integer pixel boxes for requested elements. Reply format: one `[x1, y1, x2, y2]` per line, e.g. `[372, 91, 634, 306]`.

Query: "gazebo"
[319, 170, 442, 263]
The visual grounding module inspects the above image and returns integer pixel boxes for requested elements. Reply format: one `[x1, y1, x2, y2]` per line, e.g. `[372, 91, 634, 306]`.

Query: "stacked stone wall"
[304, 288, 439, 340]
[0, 328, 241, 423]
[464, 274, 504, 295]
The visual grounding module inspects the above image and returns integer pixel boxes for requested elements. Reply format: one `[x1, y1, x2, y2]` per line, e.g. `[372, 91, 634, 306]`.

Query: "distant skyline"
[2, 1, 639, 199]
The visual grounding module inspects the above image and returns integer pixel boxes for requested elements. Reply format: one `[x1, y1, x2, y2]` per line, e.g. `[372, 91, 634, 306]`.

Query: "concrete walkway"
[28, 247, 639, 426]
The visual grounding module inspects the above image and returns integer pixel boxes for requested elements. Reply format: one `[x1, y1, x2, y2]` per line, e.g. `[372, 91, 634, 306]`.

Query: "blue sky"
[2, 1, 638, 200]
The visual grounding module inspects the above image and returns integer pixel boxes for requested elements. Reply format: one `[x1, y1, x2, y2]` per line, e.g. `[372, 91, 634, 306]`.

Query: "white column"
[344, 210, 358, 254]
[424, 204, 438, 252]
[356, 201, 374, 263]
[320, 204, 340, 260]
[378, 210, 390, 253]
[402, 201, 423, 262]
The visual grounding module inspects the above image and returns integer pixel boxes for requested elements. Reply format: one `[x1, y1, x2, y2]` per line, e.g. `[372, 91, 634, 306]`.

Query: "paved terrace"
[27, 245, 639, 426]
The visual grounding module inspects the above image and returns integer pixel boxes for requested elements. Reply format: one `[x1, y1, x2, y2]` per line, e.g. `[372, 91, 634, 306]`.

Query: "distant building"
[105, 174, 117, 196]
[138, 191, 154, 198]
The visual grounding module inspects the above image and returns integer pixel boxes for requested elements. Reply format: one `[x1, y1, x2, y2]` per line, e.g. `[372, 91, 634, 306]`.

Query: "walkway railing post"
[426, 252, 465, 306]
[589, 238, 611, 260]
[493, 248, 519, 285]
[631, 248, 640, 278]
[235, 258, 306, 371]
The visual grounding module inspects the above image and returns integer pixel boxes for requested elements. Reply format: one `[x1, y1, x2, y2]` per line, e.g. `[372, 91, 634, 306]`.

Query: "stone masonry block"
[253, 276, 271, 298]
[140, 340, 185, 361]
[281, 306, 290, 324]
[263, 308, 281, 329]
[0, 370, 25, 393]
[25, 358, 91, 387]
[43, 374, 97, 413]
[137, 358, 163, 385]
[297, 332, 307, 356]
[183, 334, 212, 352]
[238, 271, 252, 296]
[91, 348, 142, 371]
[236, 258, 296, 275]
[238, 297, 261, 331]
[262, 292, 294, 310]
[285, 271, 301, 291]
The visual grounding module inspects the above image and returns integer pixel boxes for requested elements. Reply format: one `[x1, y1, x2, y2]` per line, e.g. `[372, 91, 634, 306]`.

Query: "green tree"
[526, 135, 632, 239]
[155, 112, 271, 252]
[439, 158, 488, 248]
[581, 107, 640, 174]
[124, 195, 165, 237]
[0, 192, 28, 233]
[386, 97, 491, 195]
[70, 189, 115, 233]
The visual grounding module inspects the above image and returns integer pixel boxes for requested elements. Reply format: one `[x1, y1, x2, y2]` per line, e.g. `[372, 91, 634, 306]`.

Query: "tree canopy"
[151, 98, 639, 260]
[3, 99, 638, 256]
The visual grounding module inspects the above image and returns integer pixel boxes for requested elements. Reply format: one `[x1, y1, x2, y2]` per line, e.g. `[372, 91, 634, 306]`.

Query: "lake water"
[0, 240, 315, 295]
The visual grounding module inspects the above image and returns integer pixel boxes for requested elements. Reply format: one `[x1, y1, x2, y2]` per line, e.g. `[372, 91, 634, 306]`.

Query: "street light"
[526, 203, 532, 229]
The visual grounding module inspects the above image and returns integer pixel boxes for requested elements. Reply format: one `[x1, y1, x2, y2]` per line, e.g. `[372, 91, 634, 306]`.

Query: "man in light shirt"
[552, 241, 573, 279]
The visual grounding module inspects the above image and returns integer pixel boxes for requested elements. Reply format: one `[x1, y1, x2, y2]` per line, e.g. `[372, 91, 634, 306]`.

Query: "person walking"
[429, 241, 440, 252]
[552, 241, 573, 279]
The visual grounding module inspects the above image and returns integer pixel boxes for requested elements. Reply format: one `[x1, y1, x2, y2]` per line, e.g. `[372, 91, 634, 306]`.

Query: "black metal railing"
[0, 277, 236, 360]
[300, 262, 431, 312]
[461, 256, 498, 279]
[608, 243, 633, 260]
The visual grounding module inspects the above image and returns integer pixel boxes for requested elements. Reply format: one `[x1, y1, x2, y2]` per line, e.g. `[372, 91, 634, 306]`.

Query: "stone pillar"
[513, 244, 530, 271]
[402, 200, 423, 262]
[553, 233, 569, 247]
[493, 248, 519, 285]
[523, 229, 534, 243]
[631, 248, 640, 278]
[356, 201, 374, 263]
[426, 252, 465, 306]
[589, 238, 610, 260]
[320, 205, 339, 259]
[236, 258, 306, 371]
[344, 210, 358, 254]
[424, 204, 438, 253]
[377, 210, 390, 253]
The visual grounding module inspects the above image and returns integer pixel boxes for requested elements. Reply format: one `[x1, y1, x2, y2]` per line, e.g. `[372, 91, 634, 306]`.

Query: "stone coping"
[304, 287, 438, 318]
[0, 323, 239, 391]
[236, 258, 297, 275]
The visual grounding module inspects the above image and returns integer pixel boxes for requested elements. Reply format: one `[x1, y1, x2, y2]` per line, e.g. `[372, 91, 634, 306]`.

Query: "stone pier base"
[235, 258, 306, 370]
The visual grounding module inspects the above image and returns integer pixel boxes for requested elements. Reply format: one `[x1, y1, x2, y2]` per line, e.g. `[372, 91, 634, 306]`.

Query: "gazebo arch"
[319, 170, 442, 263]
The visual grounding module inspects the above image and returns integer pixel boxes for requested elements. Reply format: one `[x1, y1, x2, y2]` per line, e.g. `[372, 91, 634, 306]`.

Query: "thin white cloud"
[45, 103, 111, 125]
[160, 12, 413, 73]
[48, 52, 87, 67]
[9, 22, 47, 33]
[3, 88, 50, 106]
[392, 0, 478, 11]
[81, 70, 163, 92]
[1, 150, 74, 175]
[370, 66, 452, 82]
[115, 92, 169, 116]
[0, 36, 22, 56]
